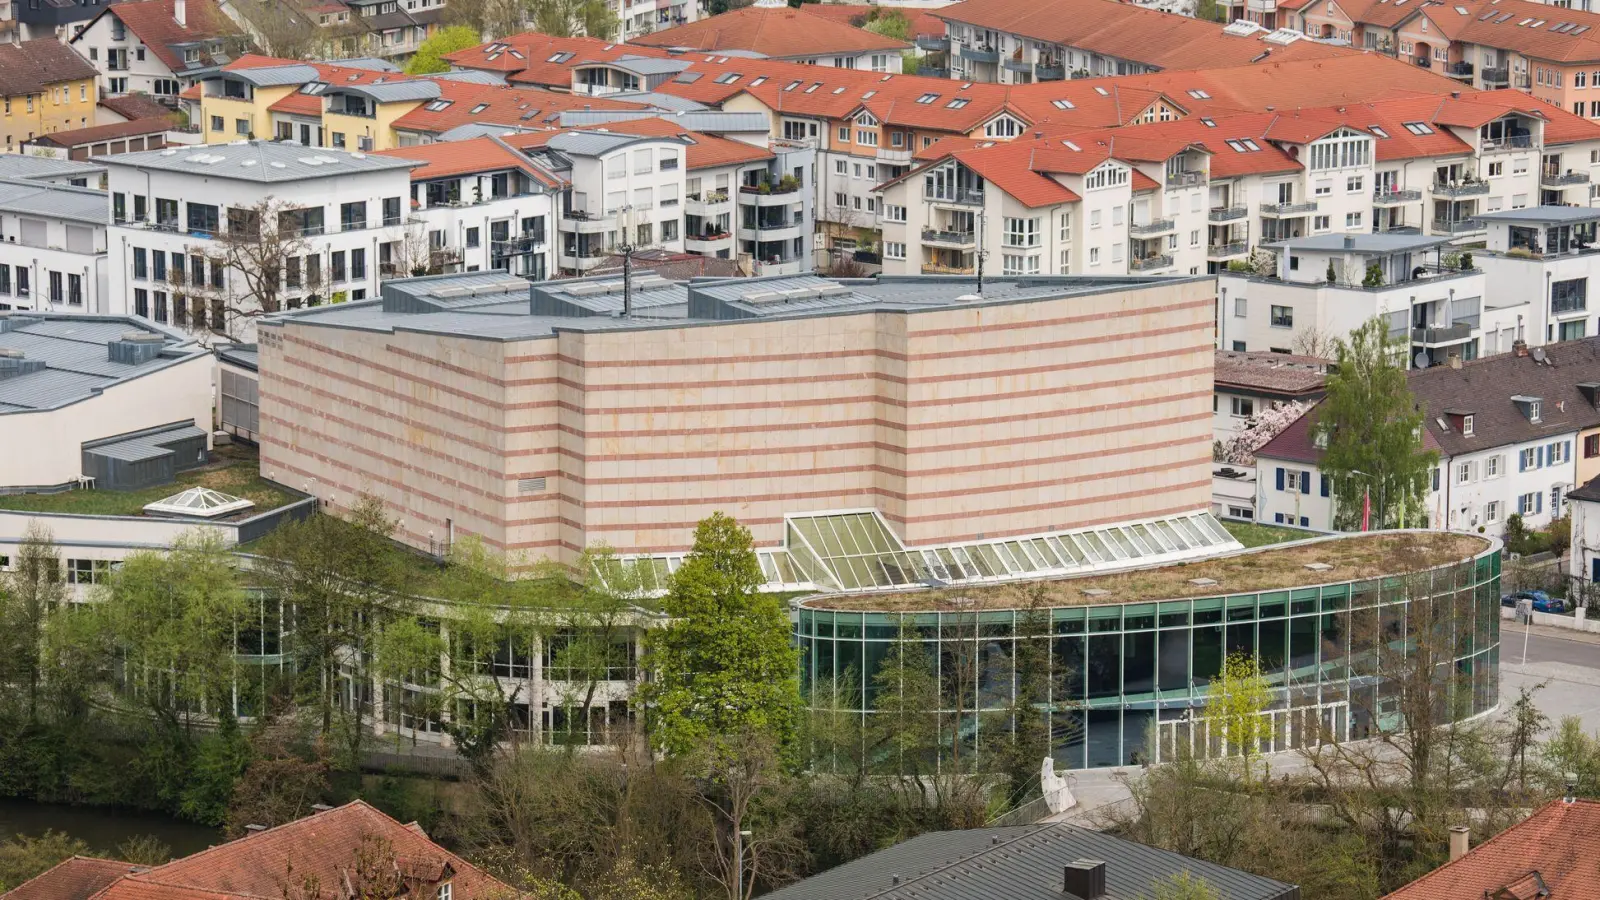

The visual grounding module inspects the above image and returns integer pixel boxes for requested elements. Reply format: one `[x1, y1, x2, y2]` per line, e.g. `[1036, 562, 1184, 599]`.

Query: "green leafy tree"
[1314, 317, 1438, 530]
[0, 831, 92, 891]
[861, 9, 912, 40]
[0, 524, 67, 724]
[1205, 652, 1272, 784]
[638, 513, 800, 761]
[545, 546, 644, 752]
[530, 0, 619, 38]
[988, 591, 1060, 806]
[179, 712, 253, 826]
[404, 25, 481, 74]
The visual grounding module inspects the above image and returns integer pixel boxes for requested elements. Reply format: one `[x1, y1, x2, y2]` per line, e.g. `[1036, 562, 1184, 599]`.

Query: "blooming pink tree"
[1220, 400, 1310, 466]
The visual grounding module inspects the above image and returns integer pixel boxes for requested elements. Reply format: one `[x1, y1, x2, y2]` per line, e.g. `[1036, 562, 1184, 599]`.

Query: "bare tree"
[1291, 324, 1338, 359]
[442, 0, 528, 41]
[186, 198, 313, 340]
[691, 731, 804, 900]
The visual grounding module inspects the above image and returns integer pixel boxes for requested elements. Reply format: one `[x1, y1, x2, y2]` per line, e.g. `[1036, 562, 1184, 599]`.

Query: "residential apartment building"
[69, 0, 244, 105]
[0, 40, 101, 151]
[627, 0, 909, 71]
[1256, 337, 1600, 533]
[1212, 349, 1329, 444]
[0, 178, 109, 314]
[103, 141, 418, 339]
[218, 0, 445, 61]
[1217, 233, 1513, 368]
[1475, 206, 1600, 346]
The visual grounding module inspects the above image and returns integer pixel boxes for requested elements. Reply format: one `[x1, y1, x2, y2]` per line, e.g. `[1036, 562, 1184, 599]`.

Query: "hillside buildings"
[628, 0, 910, 70]
[69, 0, 244, 106]
[0, 178, 111, 314]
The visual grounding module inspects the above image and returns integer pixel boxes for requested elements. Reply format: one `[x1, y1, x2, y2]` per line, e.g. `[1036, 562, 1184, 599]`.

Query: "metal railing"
[1209, 206, 1247, 222]
[686, 190, 730, 203]
[1129, 218, 1176, 236]
[1166, 171, 1205, 188]
[921, 228, 976, 245]
[1482, 134, 1534, 152]
[1446, 61, 1474, 78]
[1036, 63, 1065, 80]
[958, 44, 999, 63]
[1430, 181, 1489, 196]
[915, 34, 950, 51]
[1412, 323, 1473, 344]
[1207, 241, 1248, 258]
[1431, 218, 1485, 234]
[1129, 254, 1174, 271]
[926, 189, 985, 206]
[1481, 66, 1509, 84]
[1542, 171, 1591, 187]
[1260, 201, 1318, 215]
[1373, 188, 1422, 203]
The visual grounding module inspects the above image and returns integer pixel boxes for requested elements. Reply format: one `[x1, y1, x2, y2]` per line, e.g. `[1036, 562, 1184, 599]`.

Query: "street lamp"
[616, 204, 637, 317]
[734, 828, 753, 900]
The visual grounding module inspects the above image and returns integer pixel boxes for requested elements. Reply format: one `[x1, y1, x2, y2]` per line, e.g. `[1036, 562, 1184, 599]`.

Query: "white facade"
[1570, 491, 1600, 579]
[546, 133, 691, 274]
[0, 180, 110, 315]
[408, 170, 560, 280]
[103, 141, 417, 341]
[1255, 459, 1336, 528]
[1432, 435, 1577, 535]
[70, 6, 193, 103]
[1476, 208, 1600, 349]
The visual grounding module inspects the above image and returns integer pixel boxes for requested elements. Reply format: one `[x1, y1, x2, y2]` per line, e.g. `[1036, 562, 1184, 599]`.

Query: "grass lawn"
[0, 444, 299, 517]
[1222, 519, 1312, 549]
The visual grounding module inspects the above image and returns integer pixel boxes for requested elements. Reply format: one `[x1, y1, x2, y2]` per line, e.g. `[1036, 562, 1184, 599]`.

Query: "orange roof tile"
[1382, 800, 1600, 900]
[566, 116, 775, 167]
[374, 136, 563, 185]
[442, 34, 676, 88]
[5, 858, 138, 900]
[389, 81, 647, 134]
[95, 0, 239, 74]
[629, 5, 909, 58]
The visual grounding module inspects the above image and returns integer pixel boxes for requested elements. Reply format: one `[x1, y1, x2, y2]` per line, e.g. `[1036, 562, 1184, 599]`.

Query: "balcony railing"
[921, 227, 976, 245]
[492, 233, 547, 254]
[1542, 171, 1591, 187]
[1207, 241, 1248, 258]
[1035, 63, 1065, 80]
[926, 189, 985, 206]
[915, 34, 950, 51]
[1481, 66, 1509, 85]
[1431, 218, 1485, 234]
[1430, 180, 1489, 197]
[739, 183, 800, 195]
[1129, 254, 1174, 271]
[687, 230, 732, 242]
[1209, 206, 1247, 222]
[1166, 171, 1205, 188]
[958, 43, 999, 63]
[1412, 323, 1473, 345]
[1002, 56, 1031, 73]
[1259, 201, 1318, 216]
[922, 263, 975, 274]
[1129, 218, 1176, 236]
[1482, 134, 1534, 152]
[1373, 188, 1422, 204]
[1445, 61, 1474, 78]
[686, 190, 730, 203]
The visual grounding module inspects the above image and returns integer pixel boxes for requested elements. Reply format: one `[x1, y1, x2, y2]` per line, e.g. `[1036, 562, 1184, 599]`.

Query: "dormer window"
[1514, 395, 1543, 423]
[1531, 400, 1542, 423]
[1463, 415, 1474, 436]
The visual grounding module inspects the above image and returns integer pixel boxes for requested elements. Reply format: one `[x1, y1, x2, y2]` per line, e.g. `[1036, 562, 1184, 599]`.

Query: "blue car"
[1501, 590, 1566, 613]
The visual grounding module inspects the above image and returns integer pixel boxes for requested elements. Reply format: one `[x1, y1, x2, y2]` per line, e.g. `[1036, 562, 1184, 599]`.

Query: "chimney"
[1451, 90, 1461, 99]
[1342, 235, 1354, 250]
[1449, 826, 1469, 861]
[1513, 338, 1529, 357]
[1063, 860, 1106, 900]
[174, 0, 186, 27]
[244, 824, 267, 833]
[1449, 352, 1462, 369]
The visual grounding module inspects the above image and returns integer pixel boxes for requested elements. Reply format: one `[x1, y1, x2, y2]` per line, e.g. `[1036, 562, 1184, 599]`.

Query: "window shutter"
[1539, 445, 1546, 468]
[1301, 470, 1311, 494]
[1276, 467, 1285, 491]
[1567, 440, 1574, 464]
[1521, 451, 1528, 472]
[1320, 474, 1330, 497]
[1538, 492, 1545, 513]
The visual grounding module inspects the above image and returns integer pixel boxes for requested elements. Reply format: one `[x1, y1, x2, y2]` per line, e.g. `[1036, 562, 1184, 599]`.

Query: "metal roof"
[88, 423, 207, 462]
[0, 178, 109, 226]
[1474, 205, 1600, 225]
[102, 140, 417, 183]
[322, 56, 401, 72]
[0, 313, 206, 414]
[545, 130, 688, 156]
[215, 343, 258, 371]
[333, 80, 442, 102]
[227, 64, 319, 86]
[0, 154, 105, 182]
[435, 122, 541, 142]
[604, 91, 710, 112]
[583, 55, 692, 76]
[1263, 233, 1453, 253]
[427, 69, 503, 84]
[760, 824, 1298, 900]
[556, 110, 768, 132]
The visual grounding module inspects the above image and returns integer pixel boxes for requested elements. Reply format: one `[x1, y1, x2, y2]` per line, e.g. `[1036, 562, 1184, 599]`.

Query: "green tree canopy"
[639, 513, 800, 760]
[861, 9, 912, 40]
[1205, 652, 1272, 783]
[404, 25, 482, 74]
[1314, 317, 1438, 530]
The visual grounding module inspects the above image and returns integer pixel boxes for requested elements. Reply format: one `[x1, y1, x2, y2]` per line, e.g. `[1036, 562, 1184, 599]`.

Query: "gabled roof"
[374, 135, 565, 186]
[886, 140, 1083, 208]
[98, 93, 178, 123]
[31, 118, 173, 148]
[534, 115, 773, 168]
[388, 81, 647, 135]
[84, 0, 240, 75]
[628, 3, 910, 58]
[0, 40, 98, 96]
[1381, 800, 1600, 900]
[1410, 338, 1600, 456]
[1215, 350, 1331, 396]
[3, 857, 139, 900]
[441, 34, 676, 88]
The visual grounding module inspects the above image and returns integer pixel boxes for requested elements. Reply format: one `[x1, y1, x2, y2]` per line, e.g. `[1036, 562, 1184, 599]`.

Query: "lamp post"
[733, 828, 753, 900]
[617, 204, 636, 317]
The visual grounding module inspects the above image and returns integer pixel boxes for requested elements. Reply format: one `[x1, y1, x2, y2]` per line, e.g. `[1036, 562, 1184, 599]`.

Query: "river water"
[0, 799, 222, 858]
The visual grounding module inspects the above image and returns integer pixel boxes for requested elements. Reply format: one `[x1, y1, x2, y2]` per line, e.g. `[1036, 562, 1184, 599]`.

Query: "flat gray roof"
[0, 154, 105, 182]
[0, 314, 207, 414]
[103, 140, 418, 183]
[1264, 232, 1453, 253]
[226, 64, 319, 87]
[266, 270, 1204, 342]
[1475, 205, 1600, 225]
[546, 131, 689, 156]
[0, 178, 108, 226]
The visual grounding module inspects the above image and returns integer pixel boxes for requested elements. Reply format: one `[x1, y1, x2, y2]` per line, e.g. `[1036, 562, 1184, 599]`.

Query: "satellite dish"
[1414, 351, 1429, 369]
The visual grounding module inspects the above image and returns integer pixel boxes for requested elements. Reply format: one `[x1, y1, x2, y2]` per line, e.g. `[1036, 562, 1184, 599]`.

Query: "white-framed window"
[1315, 180, 1333, 197]
[1111, 242, 1123, 263]
[1284, 470, 1304, 492]
[438, 884, 452, 900]
[1084, 163, 1130, 190]
[1190, 229, 1200, 247]
[1090, 210, 1102, 228]
[884, 204, 906, 222]
[1488, 161, 1504, 177]
[834, 159, 847, 175]
[1058, 249, 1070, 273]
[1346, 176, 1363, 193]
[1485, 500, 1500, 524]
[1551, 441, 1568, 464]
[1521, 447, 1538, 470]
[1313, 215, 1330, 232]
[834, 192, 846, 208]
[1519, 492, 1539, 515]
[1089, 247, 1100, 265]
[1464, 415, 1475, 436]
[1003, 217, 1040, 248]
[1234, 297, 1247, 318]
[1457, 462, 1471, 484]
[1059, 213, 1071, 242]
[1486, 454, 1498, 477]
[1001, 253, 1039, 275]
[856, 129, 878, 146]
[883, 241, 905, 259]
[1231, 396, 1254, 417]
[837, 126, 849, 142]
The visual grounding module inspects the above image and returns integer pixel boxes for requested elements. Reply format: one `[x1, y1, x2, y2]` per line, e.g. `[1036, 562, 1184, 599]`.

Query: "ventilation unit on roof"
[563, 282, 608, 297]
[738, 290, 784, 304]
[817, 285, 853, 298]
[1264, 28, 1304, 44]
[0, 351, 45, 380]
[630, 274, 672, 291]
[779, 287, 820, 301]
[108, 331, 165, 365]
[1223, 20, 1265, 35]
[431, 286, 472, 298]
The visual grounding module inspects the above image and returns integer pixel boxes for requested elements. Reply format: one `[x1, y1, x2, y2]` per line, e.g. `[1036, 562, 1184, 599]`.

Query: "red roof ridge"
[1381, 799, 1600, 900]
[135, 800, 377, 882]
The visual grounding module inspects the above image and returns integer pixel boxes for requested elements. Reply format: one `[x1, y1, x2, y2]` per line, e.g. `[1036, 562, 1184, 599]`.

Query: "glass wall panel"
[1192, 624, 1223, 686]
[1157, 629, 1190, 693]
[1087, 634, 1121, 699]
[1086, 709, 1121, 767]
[1124, 631, 1156, 698]
[1124, 709, 1154, 765]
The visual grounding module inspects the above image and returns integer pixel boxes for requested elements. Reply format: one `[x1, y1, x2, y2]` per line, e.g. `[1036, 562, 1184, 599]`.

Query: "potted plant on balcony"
[757, 180, 772, 195]
[1461, 251, 1473, 270]
[1362, 263, 1384, 288]
[778, 174, 800, 192]
[1326, 260, 1337, 283]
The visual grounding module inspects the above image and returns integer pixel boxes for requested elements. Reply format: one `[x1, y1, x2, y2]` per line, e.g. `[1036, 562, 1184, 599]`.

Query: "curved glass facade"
[796, 543, 1501, 770]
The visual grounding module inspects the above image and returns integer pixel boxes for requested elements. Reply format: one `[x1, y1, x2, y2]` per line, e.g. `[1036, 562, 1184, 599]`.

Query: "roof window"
[714, 72, 741, 84]
[1369, 124, 1389, 137]
[1187, 88, 1211, 99]
[1052, 99, 1075, 109]
[424, 99, 453, 111]
[946, 98, 969, 108]
[1403, 121, 1433, 134]
[916, 92, 939, 103]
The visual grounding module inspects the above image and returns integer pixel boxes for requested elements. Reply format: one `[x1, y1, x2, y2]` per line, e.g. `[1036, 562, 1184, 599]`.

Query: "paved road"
[1500, 624, 1600, 732]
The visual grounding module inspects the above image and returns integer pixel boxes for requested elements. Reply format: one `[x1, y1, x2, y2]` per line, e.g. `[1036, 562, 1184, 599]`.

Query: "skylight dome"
[142, 487, 256, 519]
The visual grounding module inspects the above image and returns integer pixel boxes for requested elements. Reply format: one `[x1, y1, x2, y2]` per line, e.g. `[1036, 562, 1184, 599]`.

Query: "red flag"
[1361, 486, 1371, 532]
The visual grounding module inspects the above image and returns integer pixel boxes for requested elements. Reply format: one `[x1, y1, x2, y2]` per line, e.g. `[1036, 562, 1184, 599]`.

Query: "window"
[834, 159, 846, 175]
[351, 248, 366, 280]
[340, 201, 366, 231]
[466, 227, 480, 248]
[1089, 247, 1100, 265]
[1315, 180, 1333, 197]
[382, 196, 401, 226]
[837, 126, 849, 142]
[1346, 176, 1363, 193]
[1551, 441, 1568, 464]
[1231, 397, 1254, 417]
[1084, 164, 1129, 190]
[439, 885, 452, 900]
[1233, 297, 1247, 318]
[1270, 305, 1293, 328]
[1002, 217, 1040, 248]
[834, 192, 846, 209]
[133, 247, 147, 279]
[1521, 447, 1539, 469]
[331, 251, 346, 281]
[884, 204, 906, 223]
[1587, 434, 1600, 459]
[1001, 254, 1039, 275]
[1308, 131, 1372, 170]
[1059, 213, 1070, 242]
[1457, 462, 1472, 484]
[856, 129, 878, 146]
[1345, 212, 1363, 228]
[66, 559, 113, 585]
[1313, 215, 1330, 231]
[883, 241, 905, 259]
[48, 271, 60, 303]
[1089, 210, 1101, 228]
[1519, 491, 1541, 515]
[236, 119, 250, 135]
[133, 288, 147, 317]
[1488, 161, 1504, 177]
[1553, 278, 1587, 314]
[210, 115, 223, 132]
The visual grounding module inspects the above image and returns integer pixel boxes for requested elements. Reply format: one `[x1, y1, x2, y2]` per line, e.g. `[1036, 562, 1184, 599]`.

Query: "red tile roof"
[557, 115, 775, 167]
[1383, 800, 1600, 900]
[390, 81, 646, 134]
[1342, 0, 1600, 65]
[373, 136, 563, 185]
[32, 117, 173, 146]
[441, 34, 675, 88]
[96, 0, 239, 74]
[629, 4, 909, 58]
[934, 0, 1358, 70]
[1107, 53, 1469, 117]
[1214, 350, 1331, 395]
[3, 858, 139, 900]
[0, 40, 98, 95]
[98, 93, 178, 123]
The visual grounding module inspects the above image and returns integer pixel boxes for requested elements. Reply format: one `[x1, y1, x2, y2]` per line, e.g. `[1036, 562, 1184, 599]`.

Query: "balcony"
[1414, 56, 1432, 68]
[740, 184, 802, 206]
[922, 227, 976, 248]
[1542, 171, 1591, 188]
[1259, 201, 1318, 216]
[1431, 218, 1485, 235]
[876, 146, 913, 164]
[1166, 171, 1205, 189]
[1129, 218, 1176, 236]
[1002, 56, 1032, 73]
[1129, 254, 1174, 271]
[492, 233, 546, 255]
[922, 263, 975, 274]
[1482, 134, 1535, 153]
[927, 189, 985, 207]
[559, 209, 615, 232]
[916, 34, 950, 51]
[1208, 206, 1248, 222]
[739, 219, 805, 242]
[1481, 66, 1509, 86]
[1445, 61, 1474, 79]
[1430, 180, 1489, 197]
[1372, 188, 1422, 205]
[958, 43, 999, 63]
[753, 258, 807, 276]
[1207, 241, 1249, 260]
[1035, 62, 1065, 80]
[685, 231, 732, 252]
[684, 190, 731, 216]
[1412, 323, 1473, 345]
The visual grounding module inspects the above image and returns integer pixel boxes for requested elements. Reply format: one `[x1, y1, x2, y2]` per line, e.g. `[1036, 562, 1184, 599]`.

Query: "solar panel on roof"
[1574, 24, 1590, 33]
[1477, 10, 1496, 19]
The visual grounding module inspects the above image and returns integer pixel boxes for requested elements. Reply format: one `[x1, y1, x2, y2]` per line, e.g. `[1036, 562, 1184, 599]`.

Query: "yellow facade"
[324, 100, 423, 152]
[0, 78, 97, 151]
[199, 86, 296, 144]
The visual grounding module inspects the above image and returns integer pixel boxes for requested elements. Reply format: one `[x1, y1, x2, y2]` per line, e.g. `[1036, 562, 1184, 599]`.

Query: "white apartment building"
[1256, 338, 1600, 533]
[1568, 475, 1600, 580]
[103, 141, 418, 340]
[1217, 233, 1517, 369]
[70, 0, 241, 104]
[1476, 206, 1600, 348]
[0, 178, 109, 315]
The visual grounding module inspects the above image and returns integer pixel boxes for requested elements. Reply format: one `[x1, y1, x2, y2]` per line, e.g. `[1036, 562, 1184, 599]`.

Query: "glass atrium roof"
[142, 487, 256, 519]
[598, 509, 1243, 596]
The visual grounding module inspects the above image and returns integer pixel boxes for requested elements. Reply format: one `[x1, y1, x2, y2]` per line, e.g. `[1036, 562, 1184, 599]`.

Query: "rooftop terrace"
[0, 444, 298, 518]
[801, 531, 1491, 610]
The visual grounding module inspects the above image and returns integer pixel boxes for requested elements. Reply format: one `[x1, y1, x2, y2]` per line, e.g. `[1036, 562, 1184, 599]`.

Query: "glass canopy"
[142, 487, 256, 519]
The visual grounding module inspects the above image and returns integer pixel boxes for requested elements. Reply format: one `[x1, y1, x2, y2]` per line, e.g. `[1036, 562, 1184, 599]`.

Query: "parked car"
[1501, 590, 1566, 613]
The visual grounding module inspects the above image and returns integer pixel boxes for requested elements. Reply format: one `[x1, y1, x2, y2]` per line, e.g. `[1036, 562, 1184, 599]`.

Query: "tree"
[442, 0, 526, 41]
[188, 198, 315, 341]
[689, 731, 803, 900]
[0, 524, 67, 724]
[0, 831, 92, 891]
[861, 9, 912, 40]
[638, 513, 800, 761]
[226, 717, 331, 838]
[1314, 318, 1438, 531]
[1291, 325, 1338, 359]
[405, 25, 482, 74]
[1194, 0, 1227, 21]
[1205, 652, 1272, 784]
[545, 547, 646, 754]
[988, 589, 1059, 807]
[1219, 400, 1310, 467]
[530, 0, 619, 39]
[1153, 873, 1222, 900]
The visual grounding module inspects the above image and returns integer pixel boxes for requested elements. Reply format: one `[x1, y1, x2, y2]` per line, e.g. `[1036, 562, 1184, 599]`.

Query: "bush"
[1461, 251, 1474, 269]
[1362, 263, 1384, 288]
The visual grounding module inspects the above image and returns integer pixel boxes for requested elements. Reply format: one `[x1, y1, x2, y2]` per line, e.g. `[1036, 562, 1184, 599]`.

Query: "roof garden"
[0, 444, 298, 519]
[800, 531, 1492, 611]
